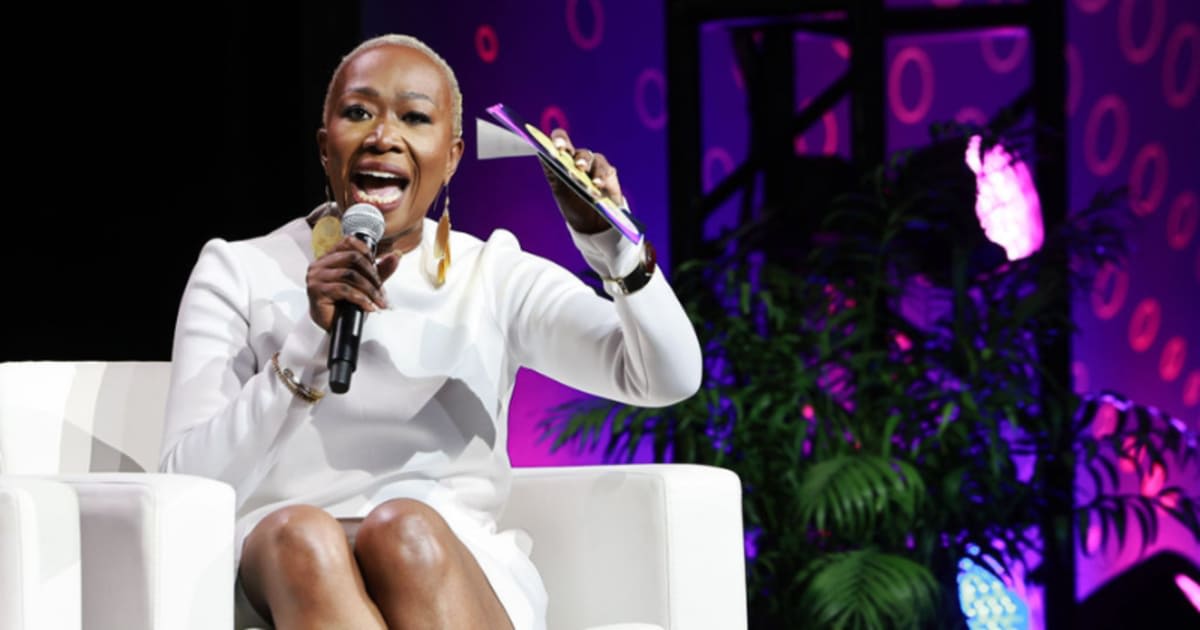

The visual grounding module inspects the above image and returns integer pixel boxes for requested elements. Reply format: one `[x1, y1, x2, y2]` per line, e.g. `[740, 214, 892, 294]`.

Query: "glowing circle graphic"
[1128, 298, 1161, 352]
[981, 32, 1028, 74]
[1074, 0, 1109, 14]
[1159, 337, 1187, 382]
[1167, 191, 1199, 250]
[1083, 95, 1130, 177]
[888, 46, 935, 125]
[566, 0, 605, 51]
[540, 105, 569, 134]
[634, 68, 666, 130]
[1117, 0, 1166, 64]
[1183, 371, 1200, 407]
[1090, 262, 1129, 320]
[1163, 22, 1200, 109]
[475, 25, 498, 63]
[1128, 142, 1168, 216]
[794, 99, 839, 156]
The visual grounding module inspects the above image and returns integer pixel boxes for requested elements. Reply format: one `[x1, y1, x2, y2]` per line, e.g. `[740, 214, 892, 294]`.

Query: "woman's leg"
[239, 504, 387, 630]
[354, 498, 515, 630]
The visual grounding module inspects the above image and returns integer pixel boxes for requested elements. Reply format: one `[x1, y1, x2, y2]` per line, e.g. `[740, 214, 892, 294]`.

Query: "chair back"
[0, 362, 170, 474]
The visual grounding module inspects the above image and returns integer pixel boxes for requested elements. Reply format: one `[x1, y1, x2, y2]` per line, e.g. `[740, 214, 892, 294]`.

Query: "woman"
[160, 33, 701, 629]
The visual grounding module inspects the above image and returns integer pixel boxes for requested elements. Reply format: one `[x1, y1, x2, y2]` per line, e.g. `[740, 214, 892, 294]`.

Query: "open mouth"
[350, 169, 411, 208]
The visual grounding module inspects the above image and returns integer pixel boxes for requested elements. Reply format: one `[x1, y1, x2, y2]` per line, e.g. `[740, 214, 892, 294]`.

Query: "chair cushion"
[0, 477, 82, 630]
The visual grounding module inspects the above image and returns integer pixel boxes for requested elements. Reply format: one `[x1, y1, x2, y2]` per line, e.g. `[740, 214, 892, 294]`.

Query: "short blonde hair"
[322, 34, 463, 138]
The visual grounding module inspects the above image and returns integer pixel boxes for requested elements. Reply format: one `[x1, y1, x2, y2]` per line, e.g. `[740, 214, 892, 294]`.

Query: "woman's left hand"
[541, 128, 623, 235]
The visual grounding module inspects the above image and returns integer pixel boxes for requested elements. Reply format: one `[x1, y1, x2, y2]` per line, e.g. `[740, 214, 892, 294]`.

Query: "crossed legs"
[239, 499, 515, 630]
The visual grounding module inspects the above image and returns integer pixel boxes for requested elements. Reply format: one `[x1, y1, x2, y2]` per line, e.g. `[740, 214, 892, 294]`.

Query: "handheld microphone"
[328, 203, 386, 394]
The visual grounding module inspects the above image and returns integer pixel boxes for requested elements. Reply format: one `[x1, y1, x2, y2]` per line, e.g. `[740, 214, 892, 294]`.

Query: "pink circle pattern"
[1074, 0, 1110, 14]
[475, 24, 498, 63]
[1163, 22, 1200, 109]
[540, 105, 569, 134]
[1158, 337, 1187, 382]
[1184, 371, 1200, 407]
[634, 68, 666, 130]
[1090, 261, 1129, 320]
[794, 99, 839, 156]
[1128, 142, 1168, 216]
[566, 0, 604, 51]
[1166, 191, 1199, 250]
[981, 32, 1028, 74]
[1117, 0, 1166, 65]
[888, 46, 935, 125]
[1127, 298, 1162, 353]
[1083, 94, 1131, 177]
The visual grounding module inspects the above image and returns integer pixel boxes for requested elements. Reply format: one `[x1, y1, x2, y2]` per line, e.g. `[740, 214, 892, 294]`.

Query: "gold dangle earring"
[434, 184, 452, 286]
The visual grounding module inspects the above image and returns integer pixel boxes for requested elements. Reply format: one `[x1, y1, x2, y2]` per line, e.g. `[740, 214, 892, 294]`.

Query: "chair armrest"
[503, 464, 747, 630]
[0, 477, 82, 630]
[51, 473, 235, 630]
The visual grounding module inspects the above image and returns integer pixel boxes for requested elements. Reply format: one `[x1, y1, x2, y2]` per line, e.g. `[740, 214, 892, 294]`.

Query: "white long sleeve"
[158, 212, 701, 546]
[496, 224, 702, 407]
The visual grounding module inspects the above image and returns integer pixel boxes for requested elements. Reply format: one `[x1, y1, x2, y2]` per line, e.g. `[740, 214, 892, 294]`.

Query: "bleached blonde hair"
[322, 34, 463, 138]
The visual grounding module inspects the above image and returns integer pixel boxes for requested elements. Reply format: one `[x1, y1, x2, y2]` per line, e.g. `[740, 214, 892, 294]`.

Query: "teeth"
[355, 189, 403, 205]
[358, 170, 401, 179]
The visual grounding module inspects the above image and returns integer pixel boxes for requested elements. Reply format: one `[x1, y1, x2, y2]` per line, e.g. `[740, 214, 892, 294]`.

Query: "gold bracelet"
[270, 352, 325, 403]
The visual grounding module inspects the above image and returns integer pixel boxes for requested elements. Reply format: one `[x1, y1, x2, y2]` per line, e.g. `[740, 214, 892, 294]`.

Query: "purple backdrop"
[364, 0, 1199, 613]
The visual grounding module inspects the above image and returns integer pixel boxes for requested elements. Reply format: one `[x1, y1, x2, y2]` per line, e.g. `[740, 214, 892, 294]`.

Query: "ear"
[445, 136, 465, 181]
[316, 127, 330, 172]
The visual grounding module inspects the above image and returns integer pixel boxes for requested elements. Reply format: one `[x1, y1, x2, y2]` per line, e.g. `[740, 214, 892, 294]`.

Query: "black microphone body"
[328, 204, 385, 394]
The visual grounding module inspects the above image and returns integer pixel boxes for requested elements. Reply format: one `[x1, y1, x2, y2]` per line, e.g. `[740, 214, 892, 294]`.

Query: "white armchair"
[0, 361, 748, 630]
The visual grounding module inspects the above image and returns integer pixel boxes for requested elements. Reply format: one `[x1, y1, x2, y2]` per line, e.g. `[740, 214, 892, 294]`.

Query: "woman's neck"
[378, 221, 423, 257]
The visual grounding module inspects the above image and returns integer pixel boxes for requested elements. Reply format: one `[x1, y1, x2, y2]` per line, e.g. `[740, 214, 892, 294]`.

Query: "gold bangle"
[270, 352, 325, 403]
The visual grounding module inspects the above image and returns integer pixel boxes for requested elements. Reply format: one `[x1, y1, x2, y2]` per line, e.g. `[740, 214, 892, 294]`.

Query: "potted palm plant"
[542, 122, 1199, 628]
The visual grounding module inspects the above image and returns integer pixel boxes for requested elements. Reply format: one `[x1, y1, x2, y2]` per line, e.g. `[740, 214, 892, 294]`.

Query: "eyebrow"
[346, 86, 435, 104]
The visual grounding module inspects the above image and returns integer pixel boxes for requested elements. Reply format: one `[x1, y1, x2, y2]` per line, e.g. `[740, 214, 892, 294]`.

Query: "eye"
[403, 111, 433, 124]
[341, 104, 372, 122]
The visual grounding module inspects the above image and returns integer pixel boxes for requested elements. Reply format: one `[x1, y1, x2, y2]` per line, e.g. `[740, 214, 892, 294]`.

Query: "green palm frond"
[799, 454, 926, 538]
[798, 548, 940, 629]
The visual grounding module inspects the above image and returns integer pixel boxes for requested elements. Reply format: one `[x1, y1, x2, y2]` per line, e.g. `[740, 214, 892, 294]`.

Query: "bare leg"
[239, 505, 387, 630]
[354, 498, 515, 630]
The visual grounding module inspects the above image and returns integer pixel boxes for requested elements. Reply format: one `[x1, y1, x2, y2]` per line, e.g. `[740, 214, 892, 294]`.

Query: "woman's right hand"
[306, 236, 401, 331]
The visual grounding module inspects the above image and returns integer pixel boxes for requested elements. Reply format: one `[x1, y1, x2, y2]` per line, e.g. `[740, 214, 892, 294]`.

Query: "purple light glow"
[965, 135, 1044, 261]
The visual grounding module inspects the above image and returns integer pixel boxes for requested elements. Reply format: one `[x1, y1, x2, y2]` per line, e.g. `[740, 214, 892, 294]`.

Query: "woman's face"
[318, 44, 463, 246]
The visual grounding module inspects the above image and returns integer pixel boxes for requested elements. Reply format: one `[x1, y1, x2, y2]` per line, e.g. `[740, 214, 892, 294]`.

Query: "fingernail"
[593, 178, 605, 187]
[576, 158, 588, 169]
[554, 137, 566, 149]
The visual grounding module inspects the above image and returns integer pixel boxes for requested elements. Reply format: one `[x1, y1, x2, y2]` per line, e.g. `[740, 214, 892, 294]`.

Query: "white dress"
[159, 205, 702, 629]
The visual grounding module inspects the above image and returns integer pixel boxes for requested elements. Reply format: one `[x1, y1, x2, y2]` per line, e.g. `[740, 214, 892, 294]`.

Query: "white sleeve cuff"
[568, 224, 643, 279]
[275, 315, 331, 389]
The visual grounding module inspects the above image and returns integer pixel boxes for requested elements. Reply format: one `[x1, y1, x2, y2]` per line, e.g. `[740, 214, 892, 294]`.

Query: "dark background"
[5, 2, 360, 360]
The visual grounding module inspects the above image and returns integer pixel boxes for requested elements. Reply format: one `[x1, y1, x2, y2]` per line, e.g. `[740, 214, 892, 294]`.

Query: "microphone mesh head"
[341, 203, 386, 245]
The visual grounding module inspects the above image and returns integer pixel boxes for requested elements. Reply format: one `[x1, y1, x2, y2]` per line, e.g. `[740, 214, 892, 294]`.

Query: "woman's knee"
[355, 499, 457, 574]
[243, 504, 352, 573]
